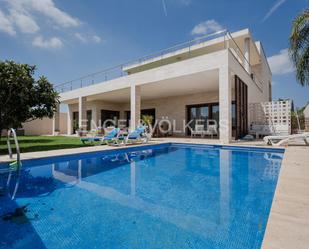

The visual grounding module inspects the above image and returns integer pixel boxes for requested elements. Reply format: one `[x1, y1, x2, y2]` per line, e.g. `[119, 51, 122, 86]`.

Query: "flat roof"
[123, 29, 261, 74]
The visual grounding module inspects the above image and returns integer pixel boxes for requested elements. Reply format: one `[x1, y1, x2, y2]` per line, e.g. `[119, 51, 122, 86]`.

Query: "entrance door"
[235, 75, 248, 139]
[101, 110, 120, 127]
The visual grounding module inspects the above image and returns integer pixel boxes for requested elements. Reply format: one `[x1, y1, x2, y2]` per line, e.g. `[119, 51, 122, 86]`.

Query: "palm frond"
[289, 8, 309, 86]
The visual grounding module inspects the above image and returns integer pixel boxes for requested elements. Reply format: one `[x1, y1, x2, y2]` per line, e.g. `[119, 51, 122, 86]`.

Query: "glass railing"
[54, 30, 262, 93]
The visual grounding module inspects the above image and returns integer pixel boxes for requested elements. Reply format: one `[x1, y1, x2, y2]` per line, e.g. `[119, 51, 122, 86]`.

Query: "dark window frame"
[186, 102, 236, 136]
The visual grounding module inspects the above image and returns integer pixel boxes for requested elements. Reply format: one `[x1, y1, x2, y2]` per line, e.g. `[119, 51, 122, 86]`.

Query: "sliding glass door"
[186, 103, 235, 136]
[187, 105, 209, 133]
[101, 110, 120, 127]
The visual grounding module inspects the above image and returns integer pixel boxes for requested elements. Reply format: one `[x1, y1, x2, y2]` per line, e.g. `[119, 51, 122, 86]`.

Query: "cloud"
[191, 20, 224, 36]
[0, 9, 16, 35]
[9, 9, 39, 34]
[262, 0, 286, 22]
[7, 0, 80, 28]
[74, 33, 102, 44]
[74, 32, 87, 43]
[162, 0, 191, 17]
[32, 36, 63, 49]
[162, 0, 168, 17]
[268, 48, 294, 75]
[92, 35, 102, 43]
[1, 0, 102, 49]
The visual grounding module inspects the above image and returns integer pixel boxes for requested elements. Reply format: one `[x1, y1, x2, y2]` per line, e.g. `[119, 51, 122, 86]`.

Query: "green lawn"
[0, 136, 96, 155]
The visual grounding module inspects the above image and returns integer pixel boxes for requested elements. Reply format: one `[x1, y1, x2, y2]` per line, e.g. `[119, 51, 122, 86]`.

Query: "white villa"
[54, 29, 272, 143]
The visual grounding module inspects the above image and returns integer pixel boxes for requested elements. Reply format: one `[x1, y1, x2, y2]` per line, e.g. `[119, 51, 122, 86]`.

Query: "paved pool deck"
[0, 137, 308, 249]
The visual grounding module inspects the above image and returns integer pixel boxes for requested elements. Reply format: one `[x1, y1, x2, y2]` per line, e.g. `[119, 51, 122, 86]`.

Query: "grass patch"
[0, 136, 96, 155]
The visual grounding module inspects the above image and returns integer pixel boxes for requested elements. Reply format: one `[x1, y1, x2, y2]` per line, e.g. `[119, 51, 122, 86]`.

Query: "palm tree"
[289, 8, 309, 86]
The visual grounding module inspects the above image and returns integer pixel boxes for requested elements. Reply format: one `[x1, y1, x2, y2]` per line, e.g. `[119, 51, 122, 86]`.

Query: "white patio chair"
[204, 124, 218, 138]
[191, 124, 205, 137]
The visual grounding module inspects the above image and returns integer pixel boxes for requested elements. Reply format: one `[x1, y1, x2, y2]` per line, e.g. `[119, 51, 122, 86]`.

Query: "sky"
[0, 0, 308, 108]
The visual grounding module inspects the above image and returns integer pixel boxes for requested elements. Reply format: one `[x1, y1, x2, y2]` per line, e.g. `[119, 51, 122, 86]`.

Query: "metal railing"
[7, 128, 21, 162]
[6, 128, 22, 200]
[54, 29, 263, 93]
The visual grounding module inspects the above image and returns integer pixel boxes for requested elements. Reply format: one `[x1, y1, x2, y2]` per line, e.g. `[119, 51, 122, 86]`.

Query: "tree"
[291, 100, 295, 112]
[289, 8, 309, 86]
[0, 60, 59, 135]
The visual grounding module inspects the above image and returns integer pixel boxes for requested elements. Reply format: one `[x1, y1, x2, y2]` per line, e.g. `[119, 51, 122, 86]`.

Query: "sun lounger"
[101, 128, 121, 145]
[80, 137, 101, 144]
[263, 132, 309, 146]
[80, 129, 102, 144]
[125, 126, 150, 145]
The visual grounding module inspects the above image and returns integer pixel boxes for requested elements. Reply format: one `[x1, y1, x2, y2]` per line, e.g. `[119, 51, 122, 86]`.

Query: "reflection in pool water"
[0, 144, 283, 249]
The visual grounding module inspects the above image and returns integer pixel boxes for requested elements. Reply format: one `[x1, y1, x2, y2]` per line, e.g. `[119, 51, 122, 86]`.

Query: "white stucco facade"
[55, 29, 272, 143]
[304, 104, 309, 129]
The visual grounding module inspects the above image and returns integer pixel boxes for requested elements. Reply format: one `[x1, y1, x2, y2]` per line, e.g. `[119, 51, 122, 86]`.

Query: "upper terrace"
[54, 29, 267, 93]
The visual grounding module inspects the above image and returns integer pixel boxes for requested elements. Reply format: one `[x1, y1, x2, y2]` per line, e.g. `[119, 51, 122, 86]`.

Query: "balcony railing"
[54, 30, 262, 93]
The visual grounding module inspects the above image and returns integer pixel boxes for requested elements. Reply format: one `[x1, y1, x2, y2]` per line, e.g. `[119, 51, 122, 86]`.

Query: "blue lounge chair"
[80, 136, 101, 144]
[80, 129, 102, 144]
[125, 126, 150, 145]
[101, 128, 120, 145]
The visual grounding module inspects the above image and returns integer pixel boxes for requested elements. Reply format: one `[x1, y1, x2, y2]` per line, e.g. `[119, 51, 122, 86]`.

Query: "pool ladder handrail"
[6, 128, 22, 199]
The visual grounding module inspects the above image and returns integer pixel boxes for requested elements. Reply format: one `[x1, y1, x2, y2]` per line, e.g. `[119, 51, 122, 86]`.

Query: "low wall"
[22, 113, 67, 135]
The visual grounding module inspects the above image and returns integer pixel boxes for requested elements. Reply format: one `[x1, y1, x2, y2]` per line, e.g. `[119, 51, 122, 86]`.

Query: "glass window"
[188, 106, 209, 132]
[101, 110, 120, 127]
[211, 105, 219, 126]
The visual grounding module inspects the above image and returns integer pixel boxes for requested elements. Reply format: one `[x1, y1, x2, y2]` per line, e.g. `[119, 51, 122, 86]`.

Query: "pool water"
[0, 143, 284, 249]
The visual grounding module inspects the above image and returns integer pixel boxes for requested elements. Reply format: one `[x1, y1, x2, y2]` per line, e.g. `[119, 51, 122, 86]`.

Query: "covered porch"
[56, 67, 248, 143]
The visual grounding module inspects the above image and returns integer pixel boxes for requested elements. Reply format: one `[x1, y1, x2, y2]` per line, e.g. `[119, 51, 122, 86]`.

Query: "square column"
[130, 85, 141, 131]
[67, 105, 73, 135]
[78, 96, 87, 131]
[52, 103, 60, 136]
[91, 105, 98, 130]
[219, 67, 232, 143]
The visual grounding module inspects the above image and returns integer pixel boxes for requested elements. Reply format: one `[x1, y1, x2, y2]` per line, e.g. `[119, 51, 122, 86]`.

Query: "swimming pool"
[0, 143, 284, 249]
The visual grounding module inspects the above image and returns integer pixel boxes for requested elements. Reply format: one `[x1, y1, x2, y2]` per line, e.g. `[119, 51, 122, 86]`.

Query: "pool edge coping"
[261, 145, 309, 249]
[0, 141, 285, 164]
